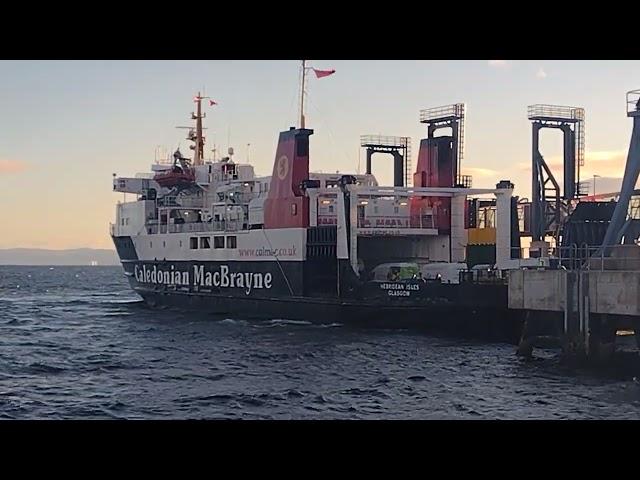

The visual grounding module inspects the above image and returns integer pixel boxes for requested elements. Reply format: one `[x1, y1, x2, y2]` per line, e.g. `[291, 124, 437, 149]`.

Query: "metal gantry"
[419, 103, 466, 182]
[360, 135, 412, 187]
[528, 104, 586, 241]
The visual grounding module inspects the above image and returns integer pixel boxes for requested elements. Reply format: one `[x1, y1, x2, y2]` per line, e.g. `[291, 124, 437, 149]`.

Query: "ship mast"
[300, 60, 307, 129]
[298, 60, 335, 128]
[192, 92, 206, 166]
[178, 92, 214, 166]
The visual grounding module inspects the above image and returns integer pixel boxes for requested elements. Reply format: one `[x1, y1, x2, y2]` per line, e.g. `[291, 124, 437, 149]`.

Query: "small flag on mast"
[209, 100, 217, 106]
[312, 68, 336, 79]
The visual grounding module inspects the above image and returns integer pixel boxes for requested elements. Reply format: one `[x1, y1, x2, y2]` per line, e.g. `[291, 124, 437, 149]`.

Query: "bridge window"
[190, 237, 198, 249]
[214, 236, 225, 249]
[226, 236, 237, 249]
[200, 237, 211, 249]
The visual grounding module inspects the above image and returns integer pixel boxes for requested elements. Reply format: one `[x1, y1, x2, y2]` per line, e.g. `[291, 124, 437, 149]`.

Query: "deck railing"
[145, 220, 246, 235]
[356, 215, 435, 229]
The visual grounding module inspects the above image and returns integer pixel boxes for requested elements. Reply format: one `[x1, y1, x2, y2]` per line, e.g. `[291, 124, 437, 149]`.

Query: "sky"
[1, 60, 639, 249]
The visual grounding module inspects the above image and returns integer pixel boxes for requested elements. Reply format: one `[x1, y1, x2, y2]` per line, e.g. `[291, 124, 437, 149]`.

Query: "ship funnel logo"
[277, 155, 289, 180]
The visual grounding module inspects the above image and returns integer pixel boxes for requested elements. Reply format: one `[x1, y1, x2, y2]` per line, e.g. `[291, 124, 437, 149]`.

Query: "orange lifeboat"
[154, 167, 195, 189]
[154, 149, 196, 188]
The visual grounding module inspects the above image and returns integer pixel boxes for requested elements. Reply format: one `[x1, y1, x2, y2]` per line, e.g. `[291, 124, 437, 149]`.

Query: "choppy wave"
[0, 265, 639, 419]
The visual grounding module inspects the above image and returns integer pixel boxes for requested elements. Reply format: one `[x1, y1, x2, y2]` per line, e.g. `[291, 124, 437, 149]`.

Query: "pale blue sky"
[1, 60, 638, 248]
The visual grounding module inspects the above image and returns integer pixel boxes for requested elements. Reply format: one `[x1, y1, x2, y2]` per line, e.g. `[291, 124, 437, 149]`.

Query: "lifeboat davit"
[154, 148, 196, 188]
[154, 167, 196, 189]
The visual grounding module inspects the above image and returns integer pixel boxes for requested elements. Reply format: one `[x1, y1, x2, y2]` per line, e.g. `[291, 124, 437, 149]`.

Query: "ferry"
[111, 64, 534, 340]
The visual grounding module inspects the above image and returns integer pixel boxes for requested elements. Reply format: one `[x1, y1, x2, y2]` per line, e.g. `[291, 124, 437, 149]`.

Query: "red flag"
[209, 100, 217, 106]
[313, 68, 335, 79]
[193, 96, 200, 102]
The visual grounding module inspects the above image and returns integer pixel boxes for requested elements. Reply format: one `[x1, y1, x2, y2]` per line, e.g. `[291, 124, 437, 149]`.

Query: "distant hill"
[0, 248, 119, 266]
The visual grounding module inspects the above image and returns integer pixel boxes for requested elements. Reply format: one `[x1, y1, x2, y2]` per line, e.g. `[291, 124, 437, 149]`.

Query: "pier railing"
[510, 244, 640, 272]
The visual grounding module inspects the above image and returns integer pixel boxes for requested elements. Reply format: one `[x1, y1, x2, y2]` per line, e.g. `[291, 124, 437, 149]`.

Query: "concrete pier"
[509, 268, 639, 363]
[509, 91, 640, 365]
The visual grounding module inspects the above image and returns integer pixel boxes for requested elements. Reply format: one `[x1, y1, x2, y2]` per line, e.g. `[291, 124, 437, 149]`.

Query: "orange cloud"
[511, 150, 634, 196]
[582, 150, 627, 176]
[0, 158, 28, 174]
[549, 150, 627, 177]
[516, 150, 628, 178]
[463, 167, 499, 178]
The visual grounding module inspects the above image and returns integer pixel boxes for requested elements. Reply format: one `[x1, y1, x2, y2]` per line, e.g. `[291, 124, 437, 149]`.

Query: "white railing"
[357, 215, 435, 229]
[527, 104, 584, 121]
[360, 135, 410, 148]
[157, 196, 206, 208]
[627, 89, 640, 117]
[420, 103, 465, 123]
[316, 213, 437, 229]
[146, 220, 246, 235]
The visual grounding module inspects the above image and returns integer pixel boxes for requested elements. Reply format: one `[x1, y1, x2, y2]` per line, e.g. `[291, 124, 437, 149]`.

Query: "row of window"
[190, 236, 237, 250]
